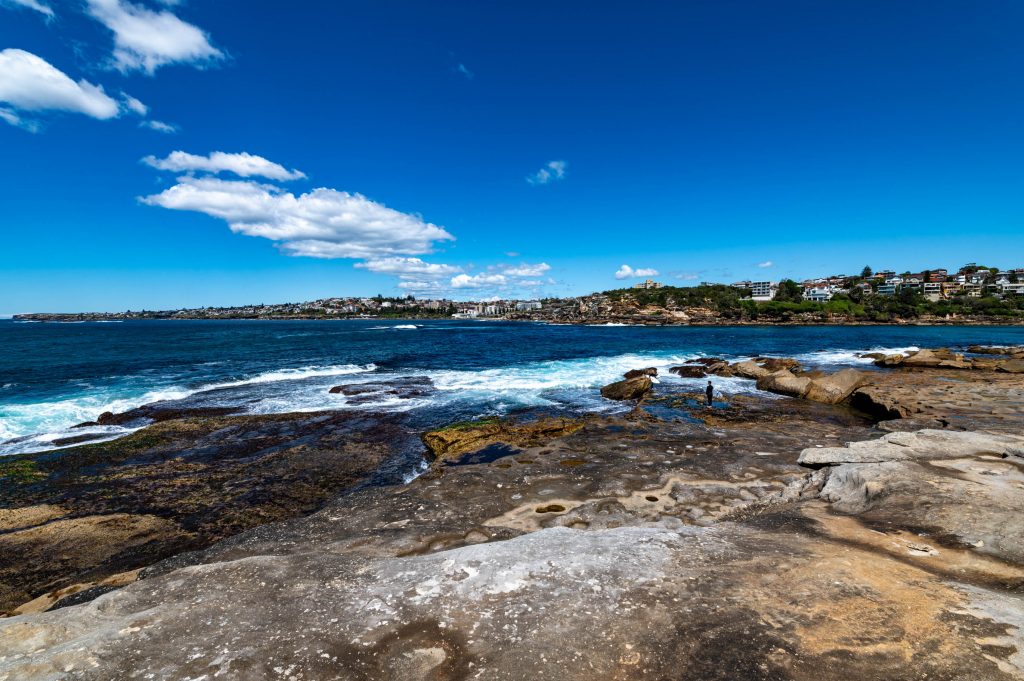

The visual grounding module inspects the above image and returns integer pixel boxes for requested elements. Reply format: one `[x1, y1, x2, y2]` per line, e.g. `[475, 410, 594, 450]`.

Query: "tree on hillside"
[860, 266, 873, 278]
[775, 279, 804, 303]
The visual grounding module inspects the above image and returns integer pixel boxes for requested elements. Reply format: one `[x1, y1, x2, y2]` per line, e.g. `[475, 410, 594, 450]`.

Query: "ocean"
[2, 319, 1023, 456]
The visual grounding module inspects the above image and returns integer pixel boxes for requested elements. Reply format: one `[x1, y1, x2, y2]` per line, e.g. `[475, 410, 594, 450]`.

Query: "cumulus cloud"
[456, 63, 473, 79]
[355, 257, 461, 277]
[140, 175, 454, 260]
[502, 262, 551, 277]
[141, 119, 178, 133]
[526, 160, 567, 185]
[450, 273, 508, 289]
[1, 0, 53, 17]
[757, 260, 774, 268]
[0, 49, 120, 129]
[142, 151, 306, 181]
[85, 0, 224, 74]
[614, 264, 659, 280]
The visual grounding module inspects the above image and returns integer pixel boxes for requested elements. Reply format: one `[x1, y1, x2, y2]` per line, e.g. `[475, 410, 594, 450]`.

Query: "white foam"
[394, 324, 418, 329]
[793, 346, 920, 366]
[0, 363, 377, 453]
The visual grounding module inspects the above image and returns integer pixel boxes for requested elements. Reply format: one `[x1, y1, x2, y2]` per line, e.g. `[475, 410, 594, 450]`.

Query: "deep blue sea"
[2, 319, 1023, 455]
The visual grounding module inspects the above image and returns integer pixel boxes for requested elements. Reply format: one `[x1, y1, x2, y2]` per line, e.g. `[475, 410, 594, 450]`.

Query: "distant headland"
[13, 262, 1024, 325]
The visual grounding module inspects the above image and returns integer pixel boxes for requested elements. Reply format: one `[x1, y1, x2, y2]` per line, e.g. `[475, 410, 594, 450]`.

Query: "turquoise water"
[2, 319, 1022, 455]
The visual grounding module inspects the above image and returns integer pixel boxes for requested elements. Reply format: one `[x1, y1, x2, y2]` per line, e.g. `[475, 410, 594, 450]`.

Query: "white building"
[804, 287, 833, 302]
[750, 281, 776, 301]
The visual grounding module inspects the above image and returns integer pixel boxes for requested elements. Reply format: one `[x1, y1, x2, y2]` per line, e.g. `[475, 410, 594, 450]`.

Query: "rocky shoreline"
[1, 347, 1023, 679]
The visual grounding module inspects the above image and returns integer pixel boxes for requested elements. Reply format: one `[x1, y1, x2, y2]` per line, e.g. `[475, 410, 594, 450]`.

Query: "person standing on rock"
[705, 380, 714, 407]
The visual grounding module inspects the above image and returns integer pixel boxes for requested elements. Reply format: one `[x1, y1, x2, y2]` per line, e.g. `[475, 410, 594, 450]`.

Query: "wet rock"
[600, 376, 653, 401]
[623, 367, 658, 379]
[755, 369, 812, 398]
[0, 410, 408, 615]
[328, 376, 434, 402]
[669, 365, 706, 378]
[421, 417, 585, 461]
[804, 368, 869, 405]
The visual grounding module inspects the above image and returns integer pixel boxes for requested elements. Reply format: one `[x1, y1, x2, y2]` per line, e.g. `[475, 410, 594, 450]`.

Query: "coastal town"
[12, 262, 1024, 323]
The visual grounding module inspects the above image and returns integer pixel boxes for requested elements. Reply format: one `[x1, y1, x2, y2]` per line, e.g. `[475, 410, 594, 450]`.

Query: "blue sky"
[1, 0, 1023, 313]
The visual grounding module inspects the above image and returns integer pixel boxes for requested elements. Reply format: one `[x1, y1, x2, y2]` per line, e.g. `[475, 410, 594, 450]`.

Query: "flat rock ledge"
[798, 429, 1024, 465]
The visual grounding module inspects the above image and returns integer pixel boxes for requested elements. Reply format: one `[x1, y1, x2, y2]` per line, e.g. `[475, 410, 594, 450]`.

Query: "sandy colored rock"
[755, 369, 812, 398]
[798, 429, 1024, 466]
[600, 376, 653, 401]
[804, 368, 869, 405]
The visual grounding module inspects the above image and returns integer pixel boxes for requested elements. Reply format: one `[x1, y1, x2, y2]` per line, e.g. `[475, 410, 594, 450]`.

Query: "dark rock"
[328, 376, 434, 403]
[669, 365, 706, 378]
[623, 367, 658, 380]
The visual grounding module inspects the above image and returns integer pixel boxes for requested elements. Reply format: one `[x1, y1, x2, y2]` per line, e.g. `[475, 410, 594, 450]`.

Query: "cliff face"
[2, 358, 1024, 679]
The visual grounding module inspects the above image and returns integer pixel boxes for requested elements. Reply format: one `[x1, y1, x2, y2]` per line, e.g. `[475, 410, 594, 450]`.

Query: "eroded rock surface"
[2, 366, 1023, 680]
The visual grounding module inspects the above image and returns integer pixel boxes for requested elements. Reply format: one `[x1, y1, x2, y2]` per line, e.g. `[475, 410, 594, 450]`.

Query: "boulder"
[857, 352, 887, 360]
[899, 348, 971, 370]
[756, 357, 803, 373]
[421, 417, 584, 460]
[873, 354, 907, 367]
[968, 345, 1024, 357]
[623, 367, 658, 380]
[995, 359, 1024, 374]
[849, 386, 914, 420]
[804, 369, 869, 405]
[668, 365, 706, 378]
[95, 411, 117, 425]
[600, 376, 653, 401]
[731, 360, 771, 380]
[755, 370, 812, 398]
[328, 377, 434, 402]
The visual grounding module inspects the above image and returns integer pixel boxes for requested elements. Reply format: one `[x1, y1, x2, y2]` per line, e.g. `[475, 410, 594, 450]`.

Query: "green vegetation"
[603, 284, 751, 312]
[0, 458, 46, 484]
[602, 285, 1024, 322]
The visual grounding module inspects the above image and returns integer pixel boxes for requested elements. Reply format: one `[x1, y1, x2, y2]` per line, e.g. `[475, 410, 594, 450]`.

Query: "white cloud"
[142, 151, 306, 181]
[1, 0, 53, 17]
[526, 160, 567, 185]
[502, 262, 551, 277]
[0, 49, 121, 129]
[614, 264, 659, 280]
[505, 251, 520, 257]
[450, 273, 508, 289]
[85, 0, 223, 74]
[757, 261, 774, 268]
[140, 175, 454, 260]
[121, 92, 148, 116]
[141, 119, 178, 133]
[456, 63, 473, 79]
[355, 257, 461, 277]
